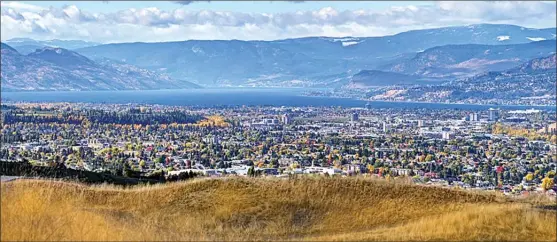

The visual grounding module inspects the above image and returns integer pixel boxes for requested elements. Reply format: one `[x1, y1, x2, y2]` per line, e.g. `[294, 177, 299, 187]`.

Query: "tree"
[547, 170, 556, 179]
[541, 177, 554, 191]
[270, 159, 279, 168]
[247, 166, 255, 177]
[157, 155, 167, 164]
[525, 173, 534, 182]
[123, 165, 132, 178]
[367, 164, 374, 174]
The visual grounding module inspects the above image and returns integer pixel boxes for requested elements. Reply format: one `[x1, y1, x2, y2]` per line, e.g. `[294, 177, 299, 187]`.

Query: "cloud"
[0, 1, 45, 11]
[173, 1, 210, 5]
[1, 1, 555, 43]
[172, 1, 304, 5]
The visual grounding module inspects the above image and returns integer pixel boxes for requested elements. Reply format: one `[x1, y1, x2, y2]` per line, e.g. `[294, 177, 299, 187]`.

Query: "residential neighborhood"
[1, 102, 556, 196]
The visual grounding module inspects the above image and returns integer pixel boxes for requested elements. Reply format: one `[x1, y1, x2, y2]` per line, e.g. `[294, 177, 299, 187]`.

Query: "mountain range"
[74, 24, 556, 87]
[367, 54, 557, 105]
[3, 38, 100, 55]
[1, 23, 556, 92]
[381, 40, 556, 79]
[0, 43, 199, 91]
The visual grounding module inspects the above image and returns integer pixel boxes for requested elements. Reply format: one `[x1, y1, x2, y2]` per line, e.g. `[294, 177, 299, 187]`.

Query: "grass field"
[1, 177, 556, 241]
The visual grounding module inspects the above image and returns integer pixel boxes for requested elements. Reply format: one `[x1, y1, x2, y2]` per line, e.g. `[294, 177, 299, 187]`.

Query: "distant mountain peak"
[28, 47, 96, 67]
[33, 47, 82, 56]
[5, 38, 35, 42]
[4, 38, 101, 54]
[34, 47, 69, 54]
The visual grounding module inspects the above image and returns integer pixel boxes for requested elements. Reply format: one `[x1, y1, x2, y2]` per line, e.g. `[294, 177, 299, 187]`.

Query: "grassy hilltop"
[1, 177, 556, 241]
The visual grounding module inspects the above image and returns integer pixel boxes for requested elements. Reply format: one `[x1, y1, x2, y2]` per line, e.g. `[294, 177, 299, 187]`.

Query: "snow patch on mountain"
[331, 37, 359, 42]
[527, 37, 546, 41]
[342, 41, 359, 47]
[497, 36, 510, 41]
[191, 46, 204, 54]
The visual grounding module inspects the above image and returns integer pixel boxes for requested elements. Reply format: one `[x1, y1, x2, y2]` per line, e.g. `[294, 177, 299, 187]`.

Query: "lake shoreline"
[2, 88, 555, 111]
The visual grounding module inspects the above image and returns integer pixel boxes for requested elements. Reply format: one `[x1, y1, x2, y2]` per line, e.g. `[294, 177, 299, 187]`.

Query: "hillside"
[346, 70, 422, 88]
[76, 40, 358, 86]
[2, 177, 555, 241]
[0, 44, 200, 91]
[383, 40, 556, 79]
[368, 54, 557, 105]
[74, 24, 556, 87]
[509, 53, 557, 73]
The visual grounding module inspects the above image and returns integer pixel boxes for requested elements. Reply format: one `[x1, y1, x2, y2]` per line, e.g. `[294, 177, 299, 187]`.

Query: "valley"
[1, 23, 556, 105]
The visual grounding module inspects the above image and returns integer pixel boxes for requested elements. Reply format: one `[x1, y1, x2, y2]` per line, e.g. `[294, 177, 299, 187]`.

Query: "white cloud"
[173, 1, 211, 5]
[0, 1, 45, 12]
[1, 1, 555, 43]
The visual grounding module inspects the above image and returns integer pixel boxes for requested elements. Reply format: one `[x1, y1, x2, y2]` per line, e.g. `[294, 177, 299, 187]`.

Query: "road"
[1, 176, 21, 182]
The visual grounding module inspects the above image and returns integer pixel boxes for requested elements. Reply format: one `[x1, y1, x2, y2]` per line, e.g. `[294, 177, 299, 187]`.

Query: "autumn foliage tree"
[541, 171, 556, 191]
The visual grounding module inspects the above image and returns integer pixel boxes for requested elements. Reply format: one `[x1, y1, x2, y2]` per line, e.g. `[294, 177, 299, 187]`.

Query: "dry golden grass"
[1, 177, 555, 241]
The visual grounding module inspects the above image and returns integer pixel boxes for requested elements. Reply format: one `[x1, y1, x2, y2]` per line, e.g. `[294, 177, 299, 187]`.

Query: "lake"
[1, 88, 555, 111]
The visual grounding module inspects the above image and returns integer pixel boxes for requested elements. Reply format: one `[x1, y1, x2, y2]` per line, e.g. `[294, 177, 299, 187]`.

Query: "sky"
[1, 1, 556, 43]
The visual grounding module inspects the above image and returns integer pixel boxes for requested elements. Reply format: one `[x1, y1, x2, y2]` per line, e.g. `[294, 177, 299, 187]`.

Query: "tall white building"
[442, 131, 454, 140]
[350, 112, 359, 122]
[488, 108, 499, 121]
[417, 120, 425, 127]
[282, 114, 291, 125]
[468, 113, 479, 122]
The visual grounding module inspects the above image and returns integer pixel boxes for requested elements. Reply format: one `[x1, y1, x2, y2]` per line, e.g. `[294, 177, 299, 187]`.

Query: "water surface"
[2, 88, 555, 111]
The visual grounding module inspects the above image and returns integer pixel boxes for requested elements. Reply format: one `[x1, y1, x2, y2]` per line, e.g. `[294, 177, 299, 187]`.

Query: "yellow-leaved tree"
[367, 164, 374, 174]
[541, 177, 554, 191]
[525, 173, 534, 182]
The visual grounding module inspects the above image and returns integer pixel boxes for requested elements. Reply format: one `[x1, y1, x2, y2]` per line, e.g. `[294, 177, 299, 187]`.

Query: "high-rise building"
[383, 122, 388, 133]
[488, 108, 499, 121]
[547, 123, 557, 134]
[350, 112, 359, 122]
[282, 114, 291, 125]
[417, 120, 425, 127]
[468, 113, 479, 122]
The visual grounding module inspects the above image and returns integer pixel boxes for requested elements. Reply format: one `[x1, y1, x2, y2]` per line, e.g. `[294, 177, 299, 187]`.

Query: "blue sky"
[2, 1, 555, 43]
[20, 1, 433, 13]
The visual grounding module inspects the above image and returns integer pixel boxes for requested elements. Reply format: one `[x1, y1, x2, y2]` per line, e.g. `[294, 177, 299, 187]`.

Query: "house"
[290, 168, 304, 174]
[392, 168, 412, 176]
[323, 168, 343, 175]
[424, 172, 438, 178]
[256, 168, 279, 176]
